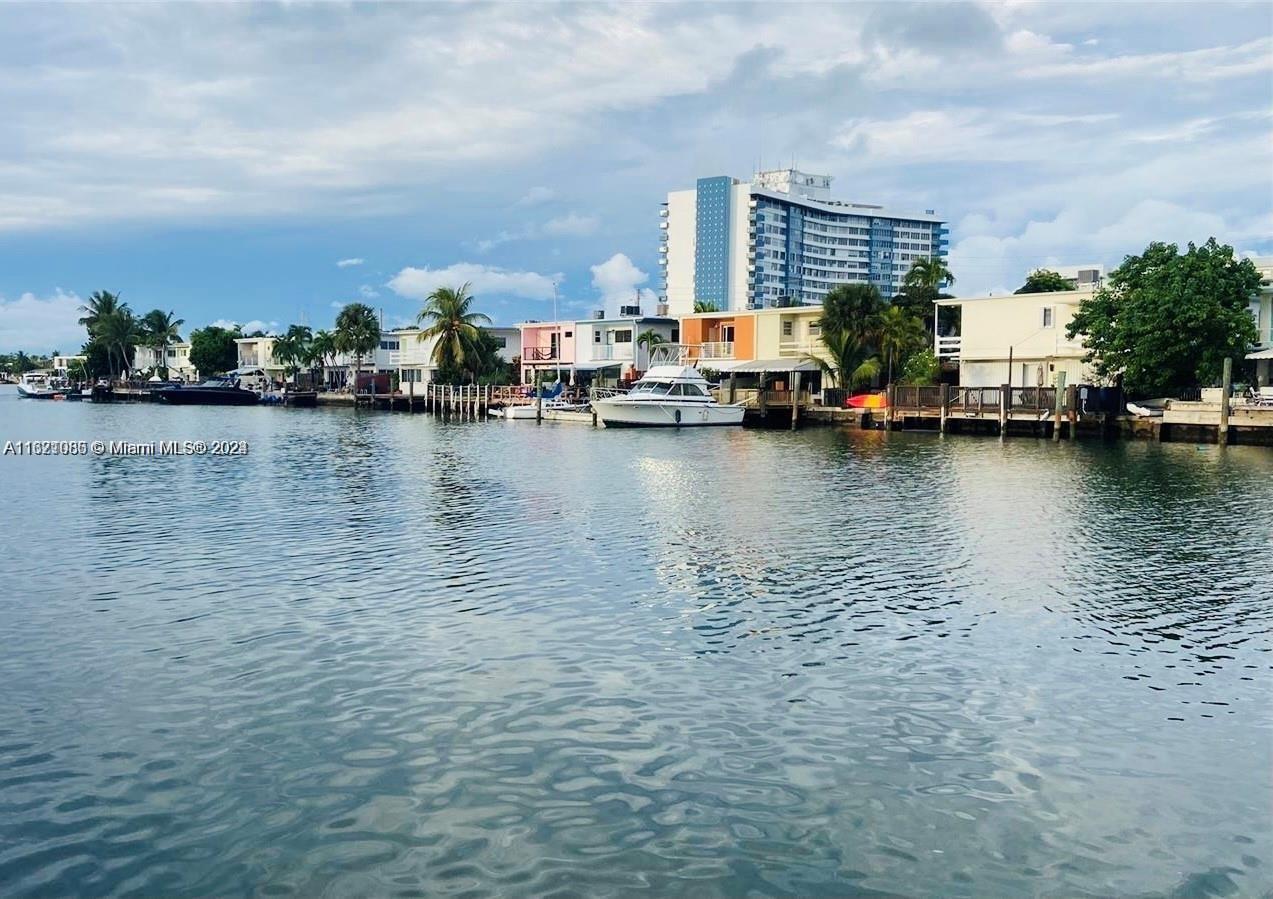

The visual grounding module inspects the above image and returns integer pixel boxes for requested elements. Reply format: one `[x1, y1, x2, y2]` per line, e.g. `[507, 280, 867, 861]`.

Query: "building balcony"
[936, 335, 962, 359]
[778, 339, 818, 357]
[595, 344, 634, 361]
[524, 347, 558, 361]
[699, 341, 734, 360]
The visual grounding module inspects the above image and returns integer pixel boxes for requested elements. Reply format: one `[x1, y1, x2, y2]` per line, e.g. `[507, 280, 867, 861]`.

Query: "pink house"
[518, 321, 576, 383]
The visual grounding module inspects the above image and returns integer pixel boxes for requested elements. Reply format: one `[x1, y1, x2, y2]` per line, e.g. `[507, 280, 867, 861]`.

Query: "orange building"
[678, 311, 756, 363]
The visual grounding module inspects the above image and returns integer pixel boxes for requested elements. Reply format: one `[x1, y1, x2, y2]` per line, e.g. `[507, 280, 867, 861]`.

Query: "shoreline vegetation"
[3, 238, 1267, 413]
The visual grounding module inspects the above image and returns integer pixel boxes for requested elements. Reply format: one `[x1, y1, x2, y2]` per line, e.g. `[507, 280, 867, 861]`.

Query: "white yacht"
[16, 372, 57, 399]
[592, 365, 744, 428]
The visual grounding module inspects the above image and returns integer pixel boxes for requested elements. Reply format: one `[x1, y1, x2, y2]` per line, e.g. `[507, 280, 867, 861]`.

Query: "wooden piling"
[1066, 384, 1078, 438]
[1052, 371, 1066, 442]
[1219, 357, 1232, 445]
[790, 370, 802, 431]
[939, 383, 950, 434]
[999, 383, 1009, 437]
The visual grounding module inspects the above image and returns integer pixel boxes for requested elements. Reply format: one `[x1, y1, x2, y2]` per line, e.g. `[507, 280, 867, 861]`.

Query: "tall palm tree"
[334, 303, 381, 394]
[415, 283, 491, 381]
[308, 329, 337, 387]
[95, 309, 141, 380]
[78, 290, 126, 333]
[140, 309, 184, 378]
[693, 300, 721, 313]
[876, 306, 927, 385]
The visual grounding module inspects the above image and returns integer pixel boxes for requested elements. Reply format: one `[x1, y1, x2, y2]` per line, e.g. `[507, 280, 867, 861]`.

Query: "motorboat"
[16, 372, 57, 399]
[592, 365, 744, 428]
[155, 376, 260, 406]
[489, 382, 587, 420]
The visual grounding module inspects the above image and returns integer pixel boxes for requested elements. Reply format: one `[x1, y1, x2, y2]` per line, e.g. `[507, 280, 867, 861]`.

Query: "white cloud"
[516, 186, 554, 206]
[542, 212, 599, 237]
[336, 258, 364, 268]
[590, 253, 656, 308]
[387, 263, 560, 301]
[0, 289, 85, 353]
[358, 284, 379, 299]
[208, 318, 279, 334]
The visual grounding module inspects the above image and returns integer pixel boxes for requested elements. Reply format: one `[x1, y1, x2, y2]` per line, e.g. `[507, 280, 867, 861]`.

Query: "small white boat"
[592, 365, 744, 428]
[489, 399, 588, 420]
[16, 372, 57, 398]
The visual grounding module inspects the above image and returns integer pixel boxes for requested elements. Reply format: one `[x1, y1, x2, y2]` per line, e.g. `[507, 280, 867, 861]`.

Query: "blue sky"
[0, 1, 1270, 353]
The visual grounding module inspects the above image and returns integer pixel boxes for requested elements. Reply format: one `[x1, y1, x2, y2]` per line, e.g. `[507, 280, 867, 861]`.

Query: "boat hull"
[16, 384, 56, 399]
[157, 388, 260, 406]
[593, 399, 744, 428]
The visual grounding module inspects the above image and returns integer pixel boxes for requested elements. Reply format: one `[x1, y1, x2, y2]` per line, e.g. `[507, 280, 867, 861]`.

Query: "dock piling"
[1053, 372, 1066, 441]
[1219, 358, 1232, 445]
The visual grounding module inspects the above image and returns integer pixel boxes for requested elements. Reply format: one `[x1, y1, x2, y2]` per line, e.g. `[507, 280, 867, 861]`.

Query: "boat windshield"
[631, 380, 672, 395]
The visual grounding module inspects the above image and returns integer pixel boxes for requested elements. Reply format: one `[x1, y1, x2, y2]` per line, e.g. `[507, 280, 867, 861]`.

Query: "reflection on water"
[0, 388, 1270, 897]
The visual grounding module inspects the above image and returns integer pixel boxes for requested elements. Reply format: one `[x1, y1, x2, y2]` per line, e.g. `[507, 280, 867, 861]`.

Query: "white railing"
[700, 341, 735, 360]
[936, 335, 962, 359]
[778, 339, 817, 357]
[595, 344, 634, 361]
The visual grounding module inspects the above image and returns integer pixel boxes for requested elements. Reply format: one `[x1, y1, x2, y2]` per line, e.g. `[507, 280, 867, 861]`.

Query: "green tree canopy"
[188, 325, 241, 376]
[900, 348, 940, 386]
[876, 305, 928, 384]
[335, 303, 381, 392]
[78, 290, 126, 335]
[636, 328, 666, 350]
[1066, 238, 1260, 393]
[808, 283, 886, 389]
[140, 309, 184, 376]
[692, 300, 721, 313]
[415, 283, 491, 376]
[1015, 269, 1075, 294]
[272, 325, 313, 381]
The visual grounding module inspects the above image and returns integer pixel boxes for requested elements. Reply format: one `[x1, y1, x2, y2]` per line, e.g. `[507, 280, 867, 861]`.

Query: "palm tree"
[334, 303, 380, 394]
[806, 283, 886, 391]
[415, 283, 491, 381]
[308, 329, 337, 388]
[272, 325, 313, 386]
[876, 306, 927, 385]
[95, 309, 141, 380]
[78, 290, 126, 333]
[902, 257, 955, 294]
[140, 309, 184, 378]
[693, 300, 721, 313]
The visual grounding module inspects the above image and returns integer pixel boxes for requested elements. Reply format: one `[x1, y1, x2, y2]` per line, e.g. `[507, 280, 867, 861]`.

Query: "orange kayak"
[846, 393, 888, 409]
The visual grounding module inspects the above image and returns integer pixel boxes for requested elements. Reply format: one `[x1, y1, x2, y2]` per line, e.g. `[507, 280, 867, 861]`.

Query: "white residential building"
[1247, 256, 1273, 386]
[134, 342, 198, 380]
[386, 327, 519, 389]
[573, 315, 678, 383]
[660, 168, 948, 315]
[935, 288, 1098, 388]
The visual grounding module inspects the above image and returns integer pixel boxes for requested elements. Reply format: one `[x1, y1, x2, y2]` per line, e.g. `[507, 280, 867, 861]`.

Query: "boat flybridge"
[591, 344, 745, 428]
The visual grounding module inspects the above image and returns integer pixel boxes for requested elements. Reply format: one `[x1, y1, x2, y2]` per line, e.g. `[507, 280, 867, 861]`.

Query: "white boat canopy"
[714, 358, 823, 373]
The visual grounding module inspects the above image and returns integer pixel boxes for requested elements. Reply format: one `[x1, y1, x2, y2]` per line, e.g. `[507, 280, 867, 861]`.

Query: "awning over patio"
[570, 360, 626, 371]
[714, 358, 822, 373]
[1246, 347, 1273, 360]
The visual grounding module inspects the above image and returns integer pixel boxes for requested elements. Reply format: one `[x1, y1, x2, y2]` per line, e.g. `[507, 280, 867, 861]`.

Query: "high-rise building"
[659, 169, 948, 315]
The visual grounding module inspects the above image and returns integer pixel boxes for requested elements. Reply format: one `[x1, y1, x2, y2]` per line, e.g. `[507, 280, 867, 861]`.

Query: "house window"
[671, 328, 679, 343]
[809, 321, 821, 335]
[782, 320, 793, 337]
[594, 331, 602, 343]
[1041, 307, 1054, 328]
[564, 331, 573, 338]
[613, 329, 632, 343]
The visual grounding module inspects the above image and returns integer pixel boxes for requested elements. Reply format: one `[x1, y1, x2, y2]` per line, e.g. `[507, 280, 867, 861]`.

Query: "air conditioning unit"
[593, 310, 605, 319]
[655, 304, 670, 317]
[619, 305, 642, 317]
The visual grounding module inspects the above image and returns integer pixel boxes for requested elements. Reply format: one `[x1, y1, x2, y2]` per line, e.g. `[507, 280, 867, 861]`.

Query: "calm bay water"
[1, 385, 1271, 898]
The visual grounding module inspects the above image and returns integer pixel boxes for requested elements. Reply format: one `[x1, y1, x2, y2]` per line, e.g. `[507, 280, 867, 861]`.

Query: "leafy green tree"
[806, 283, 886, 389]
[188, 325, 241, 376]
[876, 306, 927, 384]
[1015, 269, 1075, 294]
[900, 348, 940, 385]
[435, 329, 512, 385]
[903, 257, 955, 294]
[415, 283, 492, 379]
[1066, 238, 1260, 393]
[894, 258, 955, 335]
[335, 303, 381, 393]
[693, 300, 721, 313]
[9, 351, 33, 375]
[140, 309, 184, 378]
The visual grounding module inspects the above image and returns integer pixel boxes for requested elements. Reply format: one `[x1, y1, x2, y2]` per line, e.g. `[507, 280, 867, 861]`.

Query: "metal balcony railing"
[525, 347, 558, 361]
[699, 341, 734, 360]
